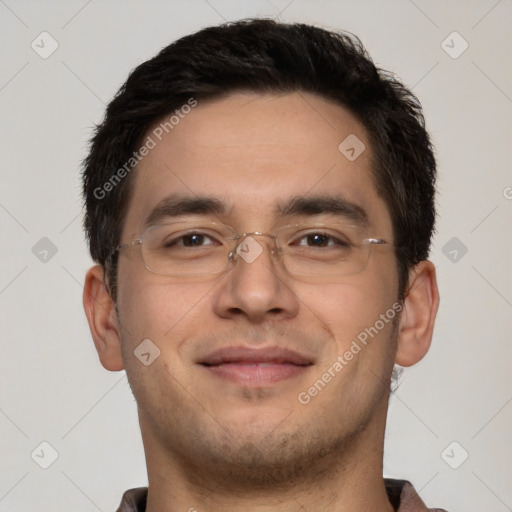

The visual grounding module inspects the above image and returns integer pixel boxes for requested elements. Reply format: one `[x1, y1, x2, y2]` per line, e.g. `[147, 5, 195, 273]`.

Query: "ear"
[395, 260, 440, 367]
[83, 265, 124, 371]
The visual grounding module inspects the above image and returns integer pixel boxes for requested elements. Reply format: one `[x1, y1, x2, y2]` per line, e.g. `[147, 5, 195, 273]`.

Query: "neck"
[141, 402, 394, 512]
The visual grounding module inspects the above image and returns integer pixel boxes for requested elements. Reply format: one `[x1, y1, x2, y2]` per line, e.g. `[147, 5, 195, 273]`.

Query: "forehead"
[122, 91, 392, 237]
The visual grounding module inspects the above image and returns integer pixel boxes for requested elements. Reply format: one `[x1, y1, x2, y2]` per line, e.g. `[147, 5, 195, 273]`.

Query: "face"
[114, 92, 401, 484]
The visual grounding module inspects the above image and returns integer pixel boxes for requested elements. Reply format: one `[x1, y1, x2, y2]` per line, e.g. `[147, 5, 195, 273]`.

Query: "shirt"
[115, 479, 448, 511]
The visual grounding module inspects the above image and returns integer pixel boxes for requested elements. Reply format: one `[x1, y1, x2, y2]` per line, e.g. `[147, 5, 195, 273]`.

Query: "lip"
[198, 346, 314, 386]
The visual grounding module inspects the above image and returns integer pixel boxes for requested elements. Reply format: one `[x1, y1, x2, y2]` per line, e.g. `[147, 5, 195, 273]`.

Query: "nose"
[212, 233, 299, 323]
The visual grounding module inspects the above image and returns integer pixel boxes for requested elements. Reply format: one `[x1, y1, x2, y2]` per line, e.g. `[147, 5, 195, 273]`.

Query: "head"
[82, 19, 438, 489]
[83, 19, 436, 302]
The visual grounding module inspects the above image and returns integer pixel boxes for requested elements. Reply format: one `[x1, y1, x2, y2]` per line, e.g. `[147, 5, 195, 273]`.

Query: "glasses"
[112, 220, 390, 278]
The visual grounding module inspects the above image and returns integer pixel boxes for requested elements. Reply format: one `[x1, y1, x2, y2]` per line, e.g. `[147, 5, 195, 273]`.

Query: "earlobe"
[83, 265, 125, 371]
[395, 261, 440, 367]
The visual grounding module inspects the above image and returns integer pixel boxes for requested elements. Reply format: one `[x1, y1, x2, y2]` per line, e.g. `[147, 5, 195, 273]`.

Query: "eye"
[163, 232, 220, 248]
[293, 232, 350, 248]
[298, 233, 332, 247]
[175, 233, 217, 247]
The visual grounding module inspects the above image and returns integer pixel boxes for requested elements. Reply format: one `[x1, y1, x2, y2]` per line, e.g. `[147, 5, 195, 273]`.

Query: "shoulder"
[385, 478, 449, 512]
[115, 487, 148, 512]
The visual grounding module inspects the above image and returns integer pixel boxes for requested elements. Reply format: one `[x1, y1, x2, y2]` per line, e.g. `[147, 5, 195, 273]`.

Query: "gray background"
[1, 0, 511, 510]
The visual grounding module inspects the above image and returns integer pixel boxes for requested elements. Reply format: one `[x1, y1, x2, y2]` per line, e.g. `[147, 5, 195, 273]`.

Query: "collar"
[115, 479, 447, 511]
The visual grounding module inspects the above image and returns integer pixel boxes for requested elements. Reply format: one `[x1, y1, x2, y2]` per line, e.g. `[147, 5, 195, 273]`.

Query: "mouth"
[198, 346, 314, 386]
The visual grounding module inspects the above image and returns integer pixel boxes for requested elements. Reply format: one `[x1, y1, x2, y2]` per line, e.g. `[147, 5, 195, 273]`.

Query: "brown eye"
[294, 232, 350, 248]
[180, 234, 209, 247]
[305, 233, 329, 247]
[161, 232, 219, 249]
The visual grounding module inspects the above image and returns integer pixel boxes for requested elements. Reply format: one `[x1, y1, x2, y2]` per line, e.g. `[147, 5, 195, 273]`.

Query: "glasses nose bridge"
[229, 231, 280, 265]
[240, 230, 277, 240]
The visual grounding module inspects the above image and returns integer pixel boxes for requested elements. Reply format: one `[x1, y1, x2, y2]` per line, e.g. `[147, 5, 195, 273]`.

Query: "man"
[82, 19, 445, 511]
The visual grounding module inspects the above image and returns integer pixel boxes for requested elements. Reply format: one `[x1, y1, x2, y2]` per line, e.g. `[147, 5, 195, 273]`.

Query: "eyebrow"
[144, 194, 369, 227]
[276, 195, 369, 227]
[144, 195, 228, 227]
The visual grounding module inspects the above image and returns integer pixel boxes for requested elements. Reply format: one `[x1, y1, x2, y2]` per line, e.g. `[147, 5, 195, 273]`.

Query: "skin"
[84, 91, 439, 511]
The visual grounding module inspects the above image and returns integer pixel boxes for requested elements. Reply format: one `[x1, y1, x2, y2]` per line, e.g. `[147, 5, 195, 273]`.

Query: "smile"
[199, 346, 314, 385]
[200, 361, 311, 385]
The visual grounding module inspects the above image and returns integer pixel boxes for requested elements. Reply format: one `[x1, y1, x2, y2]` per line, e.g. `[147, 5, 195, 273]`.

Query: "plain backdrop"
[1, 1, 511, 511]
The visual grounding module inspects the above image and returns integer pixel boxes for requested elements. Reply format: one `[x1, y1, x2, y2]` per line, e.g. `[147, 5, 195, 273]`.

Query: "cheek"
[115, 271, 217, 403]
[296, 279, 399, 413]
[296, 264, 399, 379]
[117, 272, 217, 346]
[305, 276, 396, 338]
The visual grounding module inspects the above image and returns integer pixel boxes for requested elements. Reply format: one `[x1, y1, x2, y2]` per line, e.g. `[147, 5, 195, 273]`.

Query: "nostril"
[227, 307, 245, 316]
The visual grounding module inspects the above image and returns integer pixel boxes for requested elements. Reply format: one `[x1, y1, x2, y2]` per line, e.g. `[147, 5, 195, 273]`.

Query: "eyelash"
[164, 232, 219, 247]
[163, 231, 351, 249]
[292, 232, 350, 248]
